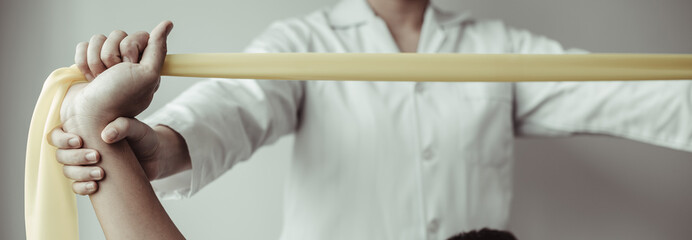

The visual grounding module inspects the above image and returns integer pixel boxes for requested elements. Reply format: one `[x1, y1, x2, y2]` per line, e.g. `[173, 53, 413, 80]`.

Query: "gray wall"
[1, 0, 691, 239]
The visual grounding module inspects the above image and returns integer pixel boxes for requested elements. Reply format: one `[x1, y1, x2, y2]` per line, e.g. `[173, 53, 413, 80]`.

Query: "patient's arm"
[64, 117, 184, 239]
[56, 20, 183, 239]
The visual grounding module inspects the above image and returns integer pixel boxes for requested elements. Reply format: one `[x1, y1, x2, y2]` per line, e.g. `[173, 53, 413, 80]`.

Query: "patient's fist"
[61, 21, 173, 121]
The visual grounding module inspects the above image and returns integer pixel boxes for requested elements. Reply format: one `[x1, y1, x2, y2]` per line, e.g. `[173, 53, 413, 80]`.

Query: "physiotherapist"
[49, 0, 692, 239]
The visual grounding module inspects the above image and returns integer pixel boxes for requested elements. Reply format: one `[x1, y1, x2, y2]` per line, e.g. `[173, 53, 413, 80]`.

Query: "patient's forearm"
[64, 117, 184, 239]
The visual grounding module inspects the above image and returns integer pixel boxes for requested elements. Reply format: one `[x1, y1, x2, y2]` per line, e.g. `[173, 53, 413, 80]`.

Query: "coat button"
[422, 147, 434, 160]
[415, 83, 426, 93]
[427, 218, 440, 233]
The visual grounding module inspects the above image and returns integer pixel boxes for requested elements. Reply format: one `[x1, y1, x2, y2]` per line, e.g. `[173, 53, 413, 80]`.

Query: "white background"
[2, 0, 691, 239]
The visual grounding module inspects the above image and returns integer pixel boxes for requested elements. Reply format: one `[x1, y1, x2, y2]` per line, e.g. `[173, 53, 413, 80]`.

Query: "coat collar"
[328, 0, 471, 29]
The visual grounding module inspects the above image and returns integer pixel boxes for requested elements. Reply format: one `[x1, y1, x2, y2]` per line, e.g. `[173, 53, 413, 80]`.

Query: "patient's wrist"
[61, 114, 111, 137]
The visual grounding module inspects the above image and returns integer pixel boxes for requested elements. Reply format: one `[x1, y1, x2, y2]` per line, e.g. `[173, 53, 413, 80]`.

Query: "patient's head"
[447, 228, 517, 240]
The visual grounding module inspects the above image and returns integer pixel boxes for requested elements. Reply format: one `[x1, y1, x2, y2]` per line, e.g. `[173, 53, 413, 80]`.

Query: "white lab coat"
[145, 0, 692, 239]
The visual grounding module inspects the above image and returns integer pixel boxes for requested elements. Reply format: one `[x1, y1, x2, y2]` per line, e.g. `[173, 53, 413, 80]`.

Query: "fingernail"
[68, 137, 81, 147]
[84, 73, 93, 80]
[123, 56, 131, 62]
[90, 169, 102, 179]
[87, 182, 96, 190]
[86, 152, 98, 162]
[104, 128, 118, 141]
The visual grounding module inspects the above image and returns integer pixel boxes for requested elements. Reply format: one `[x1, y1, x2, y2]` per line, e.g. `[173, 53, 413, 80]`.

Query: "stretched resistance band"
[25, 53, 692, 239]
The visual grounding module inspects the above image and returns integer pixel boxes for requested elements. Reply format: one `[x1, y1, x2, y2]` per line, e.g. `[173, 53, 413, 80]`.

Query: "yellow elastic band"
[25, 53, 692, 240]
[162, 53, 692, 81]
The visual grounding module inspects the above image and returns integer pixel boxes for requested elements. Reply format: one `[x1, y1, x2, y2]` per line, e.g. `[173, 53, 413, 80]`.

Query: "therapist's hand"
[50, 117, 163, 195]
[50, 21, 173, 195]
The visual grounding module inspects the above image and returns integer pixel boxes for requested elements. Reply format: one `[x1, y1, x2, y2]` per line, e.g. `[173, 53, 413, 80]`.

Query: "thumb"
[101, 117, 150, 144]
[140, 20, 173, 72]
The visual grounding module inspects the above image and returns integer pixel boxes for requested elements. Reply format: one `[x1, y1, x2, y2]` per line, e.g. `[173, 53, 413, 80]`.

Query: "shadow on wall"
[511, 136, 692, 239]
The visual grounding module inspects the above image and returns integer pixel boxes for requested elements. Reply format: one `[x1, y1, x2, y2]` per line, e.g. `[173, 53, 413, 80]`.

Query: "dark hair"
[447, 228, 517, 240]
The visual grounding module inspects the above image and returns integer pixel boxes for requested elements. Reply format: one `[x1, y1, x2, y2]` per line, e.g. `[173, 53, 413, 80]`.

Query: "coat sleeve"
[145, 20, 310, 199]
[510, 25, 692, 152]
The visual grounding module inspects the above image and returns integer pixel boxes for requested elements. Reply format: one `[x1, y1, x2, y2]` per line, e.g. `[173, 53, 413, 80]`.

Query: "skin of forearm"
[152, 125, 192, 180]
[63, 116, 184, 239]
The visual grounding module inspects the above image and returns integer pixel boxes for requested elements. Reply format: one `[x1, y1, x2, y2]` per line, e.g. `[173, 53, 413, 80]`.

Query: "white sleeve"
[145, 20, 309, 199]
[511, 26, 692, 152]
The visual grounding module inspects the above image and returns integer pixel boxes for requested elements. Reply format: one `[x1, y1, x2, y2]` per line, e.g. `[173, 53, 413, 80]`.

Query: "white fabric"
[145, 0, 692, 239]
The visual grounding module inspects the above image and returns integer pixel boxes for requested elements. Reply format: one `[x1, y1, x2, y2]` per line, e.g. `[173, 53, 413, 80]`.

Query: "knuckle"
[75, 53, 87, 63]
[101, 52, 121, 65]
[119, 37, 130, 46]
[77, 63, 89, 75]
[134, 32, 150, 43]
[110, 30, 127, 37]
[90, 34, 106, 42]
[62, 165, 88, 180]
[87, 57, 102, 68]
[134, 31, 149, 37]
[79, 168, 92, 180]
[75, 41, 88, 51]
[65, 149, 94, 165]
[121, 39, 139, 50]
[70, 150, 84, 164]
[119, 42, 136, 56]
[76, 59, 88, 68]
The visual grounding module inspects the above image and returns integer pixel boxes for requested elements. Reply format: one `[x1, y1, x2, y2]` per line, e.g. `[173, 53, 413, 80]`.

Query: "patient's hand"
[61, 21, 173, 121]
[51, 21, 173, 195]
